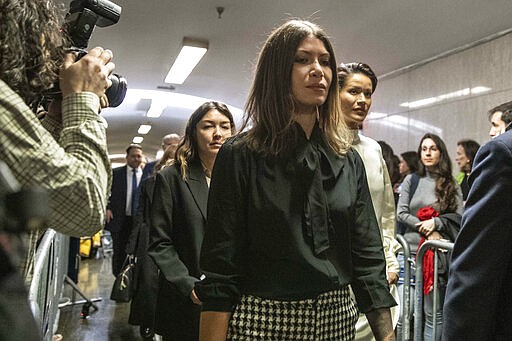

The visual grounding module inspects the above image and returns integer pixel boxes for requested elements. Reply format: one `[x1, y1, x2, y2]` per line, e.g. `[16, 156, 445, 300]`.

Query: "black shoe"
[140, 326, 154, 340]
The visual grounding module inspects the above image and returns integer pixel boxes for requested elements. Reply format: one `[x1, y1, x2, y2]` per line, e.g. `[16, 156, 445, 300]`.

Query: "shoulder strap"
[409, 173, 420, 202]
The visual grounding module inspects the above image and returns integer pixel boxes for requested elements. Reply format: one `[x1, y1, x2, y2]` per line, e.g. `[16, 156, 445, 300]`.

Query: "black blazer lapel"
[121, 165, 128, 203]
[185, 161, 208, 220]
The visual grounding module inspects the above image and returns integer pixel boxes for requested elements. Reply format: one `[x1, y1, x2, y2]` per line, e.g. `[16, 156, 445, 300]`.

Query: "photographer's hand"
[99, 95, 110, 109]
[60, 46, 115, 101]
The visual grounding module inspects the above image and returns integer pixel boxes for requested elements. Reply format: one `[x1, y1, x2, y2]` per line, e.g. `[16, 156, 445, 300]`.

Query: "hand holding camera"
[60, 47, 116, 101]
[41, 0, 126, 109]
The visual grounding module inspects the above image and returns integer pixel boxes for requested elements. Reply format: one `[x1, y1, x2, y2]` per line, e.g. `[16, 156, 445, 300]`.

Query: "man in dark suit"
[443, 123, 512, 340]
[106, 144, 144, 276]
[142, 133, 181, 178]
[488, 101, 512, 138]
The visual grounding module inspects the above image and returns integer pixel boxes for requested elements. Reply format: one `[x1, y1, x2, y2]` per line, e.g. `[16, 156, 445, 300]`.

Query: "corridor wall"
[364, 32, 512, 162]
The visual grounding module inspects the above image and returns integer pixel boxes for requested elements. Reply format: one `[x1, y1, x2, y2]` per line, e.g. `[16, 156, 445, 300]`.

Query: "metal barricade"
[396, 234, 413, 341]
[28, 229, 69, 341]
[413, 239, 453, 341]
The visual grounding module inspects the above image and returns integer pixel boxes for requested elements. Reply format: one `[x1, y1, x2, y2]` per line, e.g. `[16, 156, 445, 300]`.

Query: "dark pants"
[110, 216, 133, 276]
[155, 279, 201, 340]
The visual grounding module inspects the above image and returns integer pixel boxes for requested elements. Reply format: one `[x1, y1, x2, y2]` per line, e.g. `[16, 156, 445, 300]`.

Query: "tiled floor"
[55, 253, 144, 341]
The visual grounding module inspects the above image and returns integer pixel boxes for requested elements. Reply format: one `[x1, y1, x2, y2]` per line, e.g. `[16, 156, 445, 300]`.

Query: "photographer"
[0, 0, 113, 282]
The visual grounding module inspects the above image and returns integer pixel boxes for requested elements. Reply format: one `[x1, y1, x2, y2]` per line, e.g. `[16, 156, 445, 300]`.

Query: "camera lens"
[105, 74, 127, 107]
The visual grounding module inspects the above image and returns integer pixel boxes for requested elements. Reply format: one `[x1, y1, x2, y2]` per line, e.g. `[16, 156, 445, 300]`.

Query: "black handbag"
[110, 255, 136, 302]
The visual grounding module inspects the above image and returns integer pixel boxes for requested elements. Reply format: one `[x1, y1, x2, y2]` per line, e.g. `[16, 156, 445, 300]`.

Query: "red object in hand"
[417, 206, 439, 221]
[416, 205, 439, 295]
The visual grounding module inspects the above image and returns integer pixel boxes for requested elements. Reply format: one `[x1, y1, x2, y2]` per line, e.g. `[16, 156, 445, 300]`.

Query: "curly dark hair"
[0, 0, 67, 103]
[417, 133, 459, 213]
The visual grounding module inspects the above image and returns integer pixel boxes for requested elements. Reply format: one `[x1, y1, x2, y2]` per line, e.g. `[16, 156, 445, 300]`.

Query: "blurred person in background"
[398, 151, 420, 187]
[106, 144, 144, 276]
[454, 139, 480, 202]
[396, 151, 420, 234]
[488, 101, 512, 138]
[143, 133, 181, 178]
[378, 140, 401, 205]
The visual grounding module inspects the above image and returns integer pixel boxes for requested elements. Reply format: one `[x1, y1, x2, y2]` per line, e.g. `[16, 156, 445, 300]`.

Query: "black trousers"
[110, 216, 133, 276]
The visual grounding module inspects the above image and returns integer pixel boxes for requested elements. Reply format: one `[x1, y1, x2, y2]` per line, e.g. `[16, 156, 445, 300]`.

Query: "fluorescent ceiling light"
[471, 86, 491, 94]
[155, 150, 164, 160]
[400, 85, 492, 109]
[101, 89, 244, 127]
[111, 162, 125, 168]
[138, 124, 152, 134]
[367, 112, 443, 135]
[133, 136, 144, 144]
[108, 153, 126, 159]
[120, 89, 244, 118]
[368, 112, 389, 119]
[146, 98, 166, 118]
[401, 97, 438, 108]
[165, 38, 208, 84]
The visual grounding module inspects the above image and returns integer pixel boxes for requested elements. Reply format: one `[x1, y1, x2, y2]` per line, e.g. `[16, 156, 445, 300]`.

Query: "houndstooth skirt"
[227, 287, 358, 340]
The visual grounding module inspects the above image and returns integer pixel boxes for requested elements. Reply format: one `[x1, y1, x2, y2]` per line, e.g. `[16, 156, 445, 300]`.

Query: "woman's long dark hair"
[174, 101, 235, 180]
[400, 151, 420, 183]
[377, 140, 400, 186]
[417, 133, 459, 213]
[401, 151, 420, 176]
[241, 19, 351, 157]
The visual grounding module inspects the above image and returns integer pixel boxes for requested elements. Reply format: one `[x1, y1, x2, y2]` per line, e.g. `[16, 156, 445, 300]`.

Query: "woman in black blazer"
[126, 142, 179, 340]
[148, 101, 235, 341]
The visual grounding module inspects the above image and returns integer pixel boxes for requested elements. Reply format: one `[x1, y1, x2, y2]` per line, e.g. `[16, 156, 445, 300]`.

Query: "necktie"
[131, 168, 139, 216]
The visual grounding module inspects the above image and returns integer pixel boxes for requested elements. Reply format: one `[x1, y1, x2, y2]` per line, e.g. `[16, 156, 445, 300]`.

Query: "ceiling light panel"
[137, 124, 152, 134]
[165, 38, 208, 85]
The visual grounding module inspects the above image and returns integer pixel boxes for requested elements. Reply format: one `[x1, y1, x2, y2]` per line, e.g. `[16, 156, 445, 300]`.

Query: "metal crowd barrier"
[413, 239, 453, 341]
[28, 229, 69, 341]
[396, 237, 454, 341]
[396, 234, 413, 341]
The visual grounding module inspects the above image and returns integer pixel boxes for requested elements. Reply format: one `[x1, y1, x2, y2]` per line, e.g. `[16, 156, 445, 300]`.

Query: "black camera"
[46, 0, 127, 107]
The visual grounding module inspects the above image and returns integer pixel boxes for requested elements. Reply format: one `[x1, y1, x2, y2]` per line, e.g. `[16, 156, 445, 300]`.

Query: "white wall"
[364, 32, 512, 164]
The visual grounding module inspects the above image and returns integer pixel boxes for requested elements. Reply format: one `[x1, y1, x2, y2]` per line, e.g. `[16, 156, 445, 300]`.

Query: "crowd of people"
[1, 0, 511, 339]
[108, 20, 512, 341]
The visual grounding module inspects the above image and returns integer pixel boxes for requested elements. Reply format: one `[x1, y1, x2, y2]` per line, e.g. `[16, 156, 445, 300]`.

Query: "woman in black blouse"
[196, 20, 395, 341]
[148, 101, 235, 341]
